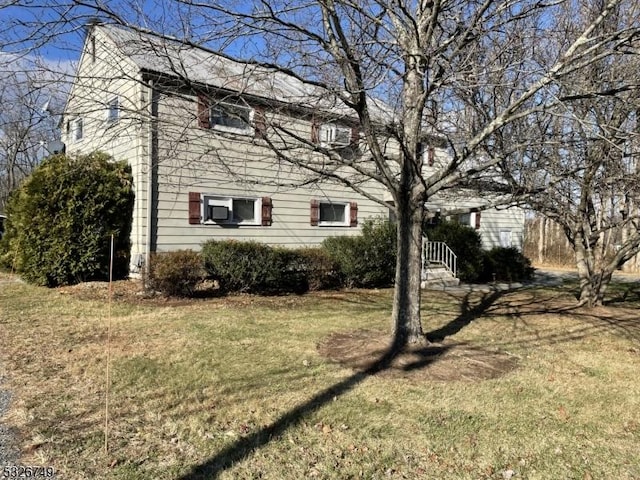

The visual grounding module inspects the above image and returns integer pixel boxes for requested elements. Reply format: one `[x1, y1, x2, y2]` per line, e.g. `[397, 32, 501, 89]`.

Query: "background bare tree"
[1, 0, 639, 345]
[499, 0, 640, 307]
[0, 57, 66, 211]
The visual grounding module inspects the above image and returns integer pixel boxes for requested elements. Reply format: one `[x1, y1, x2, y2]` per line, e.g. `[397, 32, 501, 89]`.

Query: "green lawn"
[0, 275, 639, 479]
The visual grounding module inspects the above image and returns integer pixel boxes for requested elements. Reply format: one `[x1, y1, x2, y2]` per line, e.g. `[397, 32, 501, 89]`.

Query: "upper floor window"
[197, 95, 253, 136]
[210, 102, 252, 134]
[72, 118, 83, 142]
[319, 124, 352, 148]
[106, 97, 119, 123]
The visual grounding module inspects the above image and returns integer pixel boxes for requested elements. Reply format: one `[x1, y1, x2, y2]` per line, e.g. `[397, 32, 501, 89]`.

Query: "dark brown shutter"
[188, 192, 201, 224]
[351, 124, 360, 146]
[311, 117, 319, 144]
[254, 106, 266, 138]
[310, 199, 320, 226]
[261, 196, 272, 226]
[475, 211, 481, 229]
[350, 201, 358, 227]
[427, 146, 435, 167]
[197, 94, 210, 129]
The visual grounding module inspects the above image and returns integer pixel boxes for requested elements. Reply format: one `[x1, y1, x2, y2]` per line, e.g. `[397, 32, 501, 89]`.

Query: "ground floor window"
[203, 195, 262, 225]
[310, 199, 357, 227]
[189, 192, 272, 226]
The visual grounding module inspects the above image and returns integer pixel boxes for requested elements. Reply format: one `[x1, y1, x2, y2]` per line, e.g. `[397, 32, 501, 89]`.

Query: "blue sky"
[0, 0, 256, 64]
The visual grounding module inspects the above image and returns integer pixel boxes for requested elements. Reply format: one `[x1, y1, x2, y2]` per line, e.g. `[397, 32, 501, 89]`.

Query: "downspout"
[145, 78, 156, 285]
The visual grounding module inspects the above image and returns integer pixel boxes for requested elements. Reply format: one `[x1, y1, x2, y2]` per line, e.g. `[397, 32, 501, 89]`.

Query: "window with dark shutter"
[351, 125, 360, 146]
[475, 211, 481, 229]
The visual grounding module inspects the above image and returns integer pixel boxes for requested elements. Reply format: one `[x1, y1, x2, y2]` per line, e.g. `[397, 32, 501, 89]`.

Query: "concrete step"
[421, 266, 459, 288]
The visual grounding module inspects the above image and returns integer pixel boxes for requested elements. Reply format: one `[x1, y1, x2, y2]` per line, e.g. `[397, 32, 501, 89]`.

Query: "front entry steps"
[421, 265, 460, 288]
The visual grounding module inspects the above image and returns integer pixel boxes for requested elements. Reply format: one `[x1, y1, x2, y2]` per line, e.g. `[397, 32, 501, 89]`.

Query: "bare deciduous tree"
[498, 0, 640, 307]
[2, 0, 639, 346]
[0, 62, 62, 211]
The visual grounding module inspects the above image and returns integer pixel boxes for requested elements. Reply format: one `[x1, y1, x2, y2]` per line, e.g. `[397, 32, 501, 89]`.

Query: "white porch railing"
[422, 238, 457, 279]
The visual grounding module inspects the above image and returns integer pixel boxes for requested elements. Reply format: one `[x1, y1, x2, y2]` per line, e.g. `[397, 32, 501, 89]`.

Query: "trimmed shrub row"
[148, 218, 395, 296]
[148, 218, 534, 297]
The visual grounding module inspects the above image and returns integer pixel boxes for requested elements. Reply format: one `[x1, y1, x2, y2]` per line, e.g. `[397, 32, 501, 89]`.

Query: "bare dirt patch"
[56, 279, 221, 306]
[318, 329, 519, 381]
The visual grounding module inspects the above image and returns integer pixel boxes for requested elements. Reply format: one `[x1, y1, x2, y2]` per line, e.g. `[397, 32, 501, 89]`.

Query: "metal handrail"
[422, 238, 457, 278]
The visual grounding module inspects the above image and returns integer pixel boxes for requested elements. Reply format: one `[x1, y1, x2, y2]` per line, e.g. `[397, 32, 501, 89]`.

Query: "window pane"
[500, 230, 512, 248]
[334, 127, 351, 145]
[211, 103, 250, 130]
[233, 199, 255, 222]
[458, 213, 471, 226]
[74, 119, 83, 140]
[108, 98, 119, 122]
[320, 203, 345, 223]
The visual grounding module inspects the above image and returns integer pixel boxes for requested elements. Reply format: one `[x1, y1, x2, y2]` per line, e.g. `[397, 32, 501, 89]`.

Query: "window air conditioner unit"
[321, 125, 351, 148]
[207, 205, 229, 221]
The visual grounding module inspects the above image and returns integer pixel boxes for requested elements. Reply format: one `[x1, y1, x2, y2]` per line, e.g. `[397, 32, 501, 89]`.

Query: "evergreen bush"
[0, 152, 134, 286]
[322, 217, 396, 288]
[480, 247, 534, 282]
[291, 247, 342, 291]
[148, 250, 206, 297]
[201, 240, 306, 294]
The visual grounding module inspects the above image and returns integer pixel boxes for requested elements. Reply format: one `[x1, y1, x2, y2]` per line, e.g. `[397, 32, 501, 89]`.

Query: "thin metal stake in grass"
[105, 234, 114, 459]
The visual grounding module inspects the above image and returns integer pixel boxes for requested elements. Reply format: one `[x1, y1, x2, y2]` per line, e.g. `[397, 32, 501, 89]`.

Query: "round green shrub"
[148, 250, 206, 297]
[290, 247, 342, 291]
[480, 247, 534, 282]
[201, 240, 306, 294]
[0, 152, 134, 286]
[424, 220, 484, 283]
[322, 217, 396, 288]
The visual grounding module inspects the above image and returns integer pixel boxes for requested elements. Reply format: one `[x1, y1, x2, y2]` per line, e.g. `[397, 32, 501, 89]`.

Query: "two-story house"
[61, 22, 524, 276]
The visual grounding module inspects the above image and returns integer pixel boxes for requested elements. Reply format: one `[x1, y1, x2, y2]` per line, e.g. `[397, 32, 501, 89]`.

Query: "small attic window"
[89, 35, 96, 62]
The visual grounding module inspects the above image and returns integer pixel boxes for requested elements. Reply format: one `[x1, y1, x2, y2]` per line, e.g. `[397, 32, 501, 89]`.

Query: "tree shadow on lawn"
[177, 346, 453, 480]
[177, 285, 640, 479]
[177, 288, 508, 479]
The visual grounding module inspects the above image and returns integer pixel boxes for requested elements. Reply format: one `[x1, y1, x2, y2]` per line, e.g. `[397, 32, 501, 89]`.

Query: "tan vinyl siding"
[61, 28, 150, 268]
[152, 90, 389, 251]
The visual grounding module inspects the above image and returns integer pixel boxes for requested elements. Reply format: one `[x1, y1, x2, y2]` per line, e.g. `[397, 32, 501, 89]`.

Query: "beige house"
[62, 23, 524, 275]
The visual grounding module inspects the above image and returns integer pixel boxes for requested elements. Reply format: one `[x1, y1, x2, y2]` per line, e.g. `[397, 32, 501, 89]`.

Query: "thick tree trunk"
[390, 195, 426, 350]
[574, 232, 614, 307]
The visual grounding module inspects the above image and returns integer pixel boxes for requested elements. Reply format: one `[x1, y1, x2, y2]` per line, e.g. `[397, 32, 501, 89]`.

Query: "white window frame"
[319, 124, 352, 148]
[72, 118, 83, 142]
[500, 230, 513, 248]
[457, 212, 478, 229]
[318, 200, 351, 227]
[210, 101, 254, 136]
[202, 195, 262, 226]
[106, 97, 119, 123]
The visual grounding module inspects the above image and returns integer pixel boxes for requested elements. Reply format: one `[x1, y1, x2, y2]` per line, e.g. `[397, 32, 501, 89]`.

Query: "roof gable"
[95, 23, 394, 122]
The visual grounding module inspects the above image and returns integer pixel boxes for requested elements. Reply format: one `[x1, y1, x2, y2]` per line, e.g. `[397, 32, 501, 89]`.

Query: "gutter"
[145, 78, 156, 284]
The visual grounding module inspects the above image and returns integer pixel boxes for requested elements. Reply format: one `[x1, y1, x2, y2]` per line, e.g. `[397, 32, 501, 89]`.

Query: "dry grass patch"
[0, 281, 639, 479]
